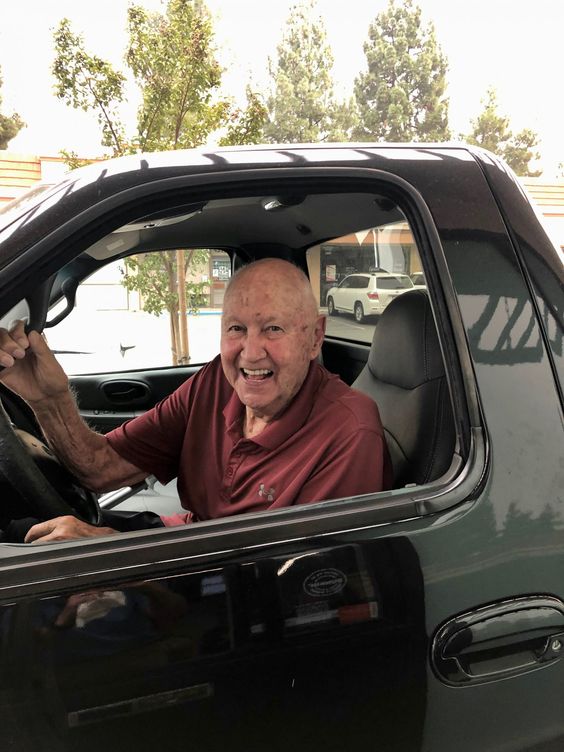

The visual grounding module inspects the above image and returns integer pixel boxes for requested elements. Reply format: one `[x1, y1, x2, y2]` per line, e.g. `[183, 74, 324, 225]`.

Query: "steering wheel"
[0, 395, 102, 527]
[0, 284, 102, 528]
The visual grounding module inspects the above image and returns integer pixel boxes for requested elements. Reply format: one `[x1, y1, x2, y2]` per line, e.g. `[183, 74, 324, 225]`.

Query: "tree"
[464, 88, 541, 176]
[124, 0, 231, 152]
[53, 2, 226, 155]
[264, 0, 356, 143]
[58, 150, 96, 170]
[52, 0, 266, 362]
[120, 250, 209, 365]
[52, 18, 127, 155]
[503, 128, 542, 177]
[464, 88, 511, 154]
[0, 67, 25, 149]
[219, 87, 268, 146]
[354, 0, 450, 143]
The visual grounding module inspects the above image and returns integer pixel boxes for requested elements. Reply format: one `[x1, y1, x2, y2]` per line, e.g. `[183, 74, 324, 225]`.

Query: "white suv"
[326, 272, 414, 323]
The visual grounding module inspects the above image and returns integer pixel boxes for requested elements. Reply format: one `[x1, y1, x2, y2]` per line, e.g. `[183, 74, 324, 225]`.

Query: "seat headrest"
[368, 290, 444, 390]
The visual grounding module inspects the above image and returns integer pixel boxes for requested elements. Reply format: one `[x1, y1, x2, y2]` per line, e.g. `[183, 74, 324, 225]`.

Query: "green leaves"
[51, 1, 265, 156]
[264, 0, 356, 144]
[464, 88, 541, 176]
[0, 67, 25, 149]
[52, 19, 127, 154]
[219, 88, 268, 147]
[49, 0, 544, 176]
[354, 0, 450, 142]
[121, 249, 210, 317]
[126, 0, 229, 151]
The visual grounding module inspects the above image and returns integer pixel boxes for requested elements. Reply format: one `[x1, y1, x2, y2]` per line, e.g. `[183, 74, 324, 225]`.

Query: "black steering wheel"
[0, 285, 102, 529]
[0, 393, 102, 528]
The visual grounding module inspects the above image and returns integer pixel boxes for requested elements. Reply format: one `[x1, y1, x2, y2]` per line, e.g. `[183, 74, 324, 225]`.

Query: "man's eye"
[227, 325, 244, 333]
[266, 326, 283, 333]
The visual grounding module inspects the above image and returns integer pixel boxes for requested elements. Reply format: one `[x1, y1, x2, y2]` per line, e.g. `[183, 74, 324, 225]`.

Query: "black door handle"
[432, 596, 564, 685]
[100, 380, 151, 406]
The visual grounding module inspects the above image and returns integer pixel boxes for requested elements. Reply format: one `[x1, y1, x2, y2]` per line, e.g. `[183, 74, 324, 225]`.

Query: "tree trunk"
[176, 249, 190, 364]
[169, 310, 179, 366]
[165, 254, 180, 365]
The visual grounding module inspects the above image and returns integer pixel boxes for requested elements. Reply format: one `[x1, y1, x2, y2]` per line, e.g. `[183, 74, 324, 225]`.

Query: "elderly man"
[0, 259, 390, 543]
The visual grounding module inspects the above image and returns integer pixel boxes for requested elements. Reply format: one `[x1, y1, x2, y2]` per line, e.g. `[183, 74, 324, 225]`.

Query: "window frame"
[0, 166, 487, 586]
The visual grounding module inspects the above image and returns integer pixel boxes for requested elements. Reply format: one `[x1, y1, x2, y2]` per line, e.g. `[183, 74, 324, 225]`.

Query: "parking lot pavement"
[47, 304, 379, 376]
[48, 309, 223, 373]
[324, 313, 377, 343]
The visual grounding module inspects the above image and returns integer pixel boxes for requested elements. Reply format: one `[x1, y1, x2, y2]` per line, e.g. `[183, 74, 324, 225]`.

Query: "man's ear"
[310, 314, 326, 359]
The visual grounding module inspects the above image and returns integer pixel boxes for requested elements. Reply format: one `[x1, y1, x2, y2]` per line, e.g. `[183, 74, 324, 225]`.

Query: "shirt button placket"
[224, 447, 243, 492]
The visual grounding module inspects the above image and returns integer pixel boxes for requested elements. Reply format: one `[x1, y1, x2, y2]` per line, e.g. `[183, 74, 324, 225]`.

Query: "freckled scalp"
[224, 259, 318, 323]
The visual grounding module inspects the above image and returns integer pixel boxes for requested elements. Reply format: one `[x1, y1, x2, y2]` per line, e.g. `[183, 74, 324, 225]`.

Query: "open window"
[47, 249, 232, 375]
[0, 175, 479, 552]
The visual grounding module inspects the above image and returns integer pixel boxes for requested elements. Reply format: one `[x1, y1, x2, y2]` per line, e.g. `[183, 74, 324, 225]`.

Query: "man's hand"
[0, 321, 69, 404]
[24, 515, 117, 544]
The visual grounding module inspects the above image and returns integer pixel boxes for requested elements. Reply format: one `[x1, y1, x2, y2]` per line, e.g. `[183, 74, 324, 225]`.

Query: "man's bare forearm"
[31, 391, 147, 492]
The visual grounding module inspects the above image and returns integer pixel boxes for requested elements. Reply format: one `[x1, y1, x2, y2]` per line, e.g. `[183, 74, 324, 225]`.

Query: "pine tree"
[0, 68, 25, 149]
[503, 129, 542, 177]
[354, 0, 450, 142]
[464, 88, 541, 177]
[265, 0, 355, 143]
[464, 87, 511, 154]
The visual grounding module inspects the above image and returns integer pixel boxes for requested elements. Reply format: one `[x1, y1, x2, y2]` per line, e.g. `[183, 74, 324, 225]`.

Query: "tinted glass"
[377, 276, 414, 290]
[309, 217, 423, 343]
[353, 277, 370, 289]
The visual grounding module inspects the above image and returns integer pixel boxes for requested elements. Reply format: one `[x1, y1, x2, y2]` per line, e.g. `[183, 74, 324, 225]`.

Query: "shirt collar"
[222, 361, 324, 449]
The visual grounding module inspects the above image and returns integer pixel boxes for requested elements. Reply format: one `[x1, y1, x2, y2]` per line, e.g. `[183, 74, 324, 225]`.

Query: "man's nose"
[241, 332, 266, 361]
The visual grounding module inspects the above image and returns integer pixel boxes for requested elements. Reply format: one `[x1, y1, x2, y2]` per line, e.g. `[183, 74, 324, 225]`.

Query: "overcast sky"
[1, 0, 562, 176]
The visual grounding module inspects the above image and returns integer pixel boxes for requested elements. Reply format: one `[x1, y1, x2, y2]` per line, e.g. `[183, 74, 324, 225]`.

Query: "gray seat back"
[352, 290, 455, 487]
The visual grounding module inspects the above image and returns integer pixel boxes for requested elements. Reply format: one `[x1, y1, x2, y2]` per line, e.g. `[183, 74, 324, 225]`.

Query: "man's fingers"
[24, 519, 56, 544]
[11, 320, 29, 349]
[27, 330, 52, 357]
[24, 516, 117, 544]
[0, 322, 29, 367]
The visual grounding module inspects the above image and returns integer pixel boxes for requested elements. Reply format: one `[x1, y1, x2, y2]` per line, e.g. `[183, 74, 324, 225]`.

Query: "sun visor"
[86, 231, 140, 260]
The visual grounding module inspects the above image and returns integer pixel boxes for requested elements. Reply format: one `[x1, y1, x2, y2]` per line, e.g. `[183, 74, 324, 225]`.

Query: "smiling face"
[220, 259, 325, 429]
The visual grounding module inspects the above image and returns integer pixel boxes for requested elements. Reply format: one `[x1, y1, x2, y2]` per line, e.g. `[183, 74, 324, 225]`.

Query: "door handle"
[432, 596, 564, 685]
[100, 380, 150, 406]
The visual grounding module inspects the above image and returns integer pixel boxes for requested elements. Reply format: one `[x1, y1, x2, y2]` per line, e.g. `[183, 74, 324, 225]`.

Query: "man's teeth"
[242, 368, 272, 376]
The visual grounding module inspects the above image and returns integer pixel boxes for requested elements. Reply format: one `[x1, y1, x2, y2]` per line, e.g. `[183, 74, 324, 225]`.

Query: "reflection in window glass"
[377, 276, 413, 290]
[307, 214, 423, 344]
[48, 250, 230, 375]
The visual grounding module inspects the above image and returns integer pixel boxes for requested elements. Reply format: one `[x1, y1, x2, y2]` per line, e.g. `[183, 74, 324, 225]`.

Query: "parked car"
[410, 271, 426, 288]
[326, 272, 414, 321]
[0, 143, 562, 752]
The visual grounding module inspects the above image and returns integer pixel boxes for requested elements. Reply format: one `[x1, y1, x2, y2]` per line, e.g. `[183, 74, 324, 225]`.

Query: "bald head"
[220, 258, 326, 425]
[224, 259, 319, 324]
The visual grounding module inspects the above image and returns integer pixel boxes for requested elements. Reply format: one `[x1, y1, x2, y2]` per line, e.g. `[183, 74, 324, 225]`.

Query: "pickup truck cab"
[0, 143, 562, 752]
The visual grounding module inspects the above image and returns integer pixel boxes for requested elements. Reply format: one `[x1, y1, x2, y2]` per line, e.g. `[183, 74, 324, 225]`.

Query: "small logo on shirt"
[258, 483, 276, 502]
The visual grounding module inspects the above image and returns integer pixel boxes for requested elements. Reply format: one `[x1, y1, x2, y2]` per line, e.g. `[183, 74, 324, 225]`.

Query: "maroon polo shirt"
[106, 356, 391, 526]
